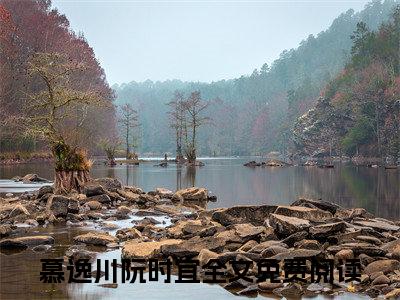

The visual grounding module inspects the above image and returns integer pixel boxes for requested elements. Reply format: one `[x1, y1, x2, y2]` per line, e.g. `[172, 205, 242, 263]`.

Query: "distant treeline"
[114, 0, 398, 156]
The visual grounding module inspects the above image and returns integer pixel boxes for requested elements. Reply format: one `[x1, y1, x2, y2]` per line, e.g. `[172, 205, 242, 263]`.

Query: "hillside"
[114, 0, 398, 156]
[293, 6, 400, 160]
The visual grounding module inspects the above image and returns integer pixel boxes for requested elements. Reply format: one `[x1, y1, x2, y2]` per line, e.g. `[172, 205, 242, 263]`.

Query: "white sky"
[52, 0, 370, 84]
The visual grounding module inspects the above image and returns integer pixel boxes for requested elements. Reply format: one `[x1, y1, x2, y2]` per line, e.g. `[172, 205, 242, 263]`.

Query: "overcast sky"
[52, 0, 370, 85]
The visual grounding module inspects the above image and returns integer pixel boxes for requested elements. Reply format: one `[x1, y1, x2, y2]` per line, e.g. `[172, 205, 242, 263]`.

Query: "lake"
[1, 157, 399, 219]
[0, 157, 398, 300]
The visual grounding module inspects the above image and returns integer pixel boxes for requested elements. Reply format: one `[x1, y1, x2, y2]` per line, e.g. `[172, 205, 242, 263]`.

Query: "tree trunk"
[54, 170, 90, 194]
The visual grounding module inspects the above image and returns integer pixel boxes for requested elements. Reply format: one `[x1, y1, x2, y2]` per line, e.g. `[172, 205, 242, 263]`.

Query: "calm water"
[0, 157, 398, 300]
[1, 157, 399, 219]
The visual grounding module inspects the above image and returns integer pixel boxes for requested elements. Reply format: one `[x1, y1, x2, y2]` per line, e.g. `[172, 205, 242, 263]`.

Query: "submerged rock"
[0, 235, 54, 249]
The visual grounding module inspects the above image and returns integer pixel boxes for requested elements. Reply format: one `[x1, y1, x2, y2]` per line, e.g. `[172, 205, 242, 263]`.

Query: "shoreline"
[0, 178, 399, 298]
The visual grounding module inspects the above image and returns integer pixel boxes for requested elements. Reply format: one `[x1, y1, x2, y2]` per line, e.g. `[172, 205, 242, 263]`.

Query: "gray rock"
[37, 185, 54, 198]
[274, 205, 332, 222]
[86, 194, 111, 204]
[309, 221, 346, 238]
[82, 183, 106, 197]
[268, 213, 310, 236]
[0, 235, 54, 249]
[291, 198, 341, 214]
[93, 178, 122, 192]
[364, 260, 400, 275]
[212, 205, 277, 226]
[46, 195, 70, 217]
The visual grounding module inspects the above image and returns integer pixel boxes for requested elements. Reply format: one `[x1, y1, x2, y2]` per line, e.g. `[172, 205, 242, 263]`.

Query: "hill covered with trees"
[0, 0, 117, 157]
[114, 0, 398, 156]
[293, 5, 400, 160]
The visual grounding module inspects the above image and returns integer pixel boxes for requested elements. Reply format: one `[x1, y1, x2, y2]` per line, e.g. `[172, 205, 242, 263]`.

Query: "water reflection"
[0, 158, 399, 219]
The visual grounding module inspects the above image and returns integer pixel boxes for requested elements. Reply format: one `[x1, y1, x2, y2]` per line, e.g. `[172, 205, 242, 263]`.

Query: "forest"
[0, 0, 399, 161]
[0, 0, 117, 157]
[113, 0, 399, 157]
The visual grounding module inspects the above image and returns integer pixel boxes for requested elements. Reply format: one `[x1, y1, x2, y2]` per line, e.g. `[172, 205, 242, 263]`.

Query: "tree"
[118, 103, 139, 159]
[167, 91, 185, 162]
[183, 91, 210, 163]
[99, 136, 121, 166]
[25, 52, 109, 193]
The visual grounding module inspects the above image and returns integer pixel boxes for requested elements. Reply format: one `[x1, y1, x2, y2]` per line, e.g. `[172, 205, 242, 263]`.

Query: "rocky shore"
[1, 177, 400, 299]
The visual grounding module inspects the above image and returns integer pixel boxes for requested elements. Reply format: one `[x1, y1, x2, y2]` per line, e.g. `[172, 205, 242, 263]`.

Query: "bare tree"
[99, 136, 121, 166]
[167, 91, 186, 162]
[118, 103, 139, 159]
[25, 52, 109, 193]
[183, 91, 210, 163]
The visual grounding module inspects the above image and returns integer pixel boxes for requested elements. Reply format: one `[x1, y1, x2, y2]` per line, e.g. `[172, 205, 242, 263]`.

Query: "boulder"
[291, 198, 340, 214]
[372, 275, 390, 285]
[353, 220, 400, 232]
[124, 186, 144, 194]
[86, 194, 111, 204]
[212, 205, 277, 226]
[21, 174, 50, 183]
[167, 219, 222, 239]
[309, 221, 346, 238]
[67, 199, 79, 214]
[385, 289, 400, 299]
[243, 161, 261, 167]
[37, 185, 54, 198]
[117, 205, 131, 215]
[281, 231, 308, 247]
[46, 195, 70, 217]
[269, 249, 321, 260]
[116, 189, 140, 202]
[0, 225, 14, 238]
[248, 241, 286, 254]
[335, 249, 354, 261]
[137, 194, 158, 205]
[93, 178, 122, 192]
[260, 245, 289, 258]
[0, 235, 54, 249]
[294, 239, 321, 250]
[85, 200, 102, 210]
[122, 239, 182, 259]
[172, 187, 208, 202]
[268, 213, 311, 236]
[239, 240, 258, 252]
[364, 260, 400, 275]
[116, 228, 142, 241]
[274, 205, 332, 222]
[161, 236, 226, 258]
[258, 282, 283, 291]
[327, 243, 387, 257]
[82, 183, 106, 197]
[198, 248, 219, 266]
[73, 232, 118, 246]
[230, 223, 265, 241]
[335, 208, 374, 219]
[8, 204, 30, 218]
[155, 188, 173, 199]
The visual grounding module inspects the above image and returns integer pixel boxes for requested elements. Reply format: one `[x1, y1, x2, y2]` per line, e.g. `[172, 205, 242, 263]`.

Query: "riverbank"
[0, 177, 399, 299]
[0, 152, 53, 165]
